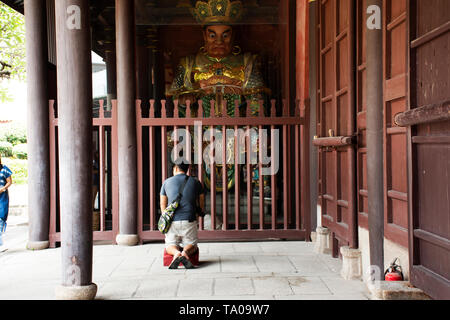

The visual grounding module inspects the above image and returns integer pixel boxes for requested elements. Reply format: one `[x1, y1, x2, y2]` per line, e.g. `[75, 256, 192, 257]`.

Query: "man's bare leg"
[181, 244, 197, 260]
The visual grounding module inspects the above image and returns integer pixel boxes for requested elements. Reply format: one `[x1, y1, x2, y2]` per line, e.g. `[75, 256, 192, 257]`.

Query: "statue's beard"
[206, 44, 232, 58]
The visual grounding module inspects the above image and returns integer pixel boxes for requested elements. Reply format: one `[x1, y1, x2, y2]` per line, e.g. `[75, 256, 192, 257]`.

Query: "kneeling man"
[160, 163, 205, 269]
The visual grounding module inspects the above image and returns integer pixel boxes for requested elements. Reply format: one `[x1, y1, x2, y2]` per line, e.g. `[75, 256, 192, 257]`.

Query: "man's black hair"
[175, 163, 190, 173]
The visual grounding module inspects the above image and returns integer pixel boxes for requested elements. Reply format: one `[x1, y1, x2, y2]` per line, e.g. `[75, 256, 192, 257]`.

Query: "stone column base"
[27, 241, 50, 251]
[314, 226, 331, 254]
[340, 246, 362, 280]
[367, 281, 431, 300]
[116, 234, 139, 246]
[55, 283, 97, 300]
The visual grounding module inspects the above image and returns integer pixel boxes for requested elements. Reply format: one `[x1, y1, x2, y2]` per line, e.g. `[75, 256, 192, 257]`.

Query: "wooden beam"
[394, 100, 450, 127]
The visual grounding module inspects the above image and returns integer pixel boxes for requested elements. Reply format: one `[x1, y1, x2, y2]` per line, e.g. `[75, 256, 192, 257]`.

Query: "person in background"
[0, 155, 13, 248]
[160, 163, 205, 269]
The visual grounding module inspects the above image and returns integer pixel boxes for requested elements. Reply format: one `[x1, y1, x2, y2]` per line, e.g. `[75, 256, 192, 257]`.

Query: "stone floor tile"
[253, 277, 294, 296]
[287, 276, 332, 295]
[232, 243, 263, 254]
[214, 278, 254, 296]
[288, 256, 335, 276]
[220, 255, 259, 273]
[206, 243, 236, 254]
[319, 276, 369, 295]
[177, 278, 214, 297]
[134, 279, 179, 298]
[253, 256, 297, 273]
[97, 279, 141, 300]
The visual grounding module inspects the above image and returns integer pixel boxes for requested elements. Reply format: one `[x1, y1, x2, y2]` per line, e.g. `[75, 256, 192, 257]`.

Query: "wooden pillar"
[308, 0, 318, 233]
[365, 0, 384, 279]
[53, 0, 96, 299]
[115, 0, 139, 246]
[105, 48, 117, 111]
[24, 0, 50, 251]
[296, 0, 311, 240]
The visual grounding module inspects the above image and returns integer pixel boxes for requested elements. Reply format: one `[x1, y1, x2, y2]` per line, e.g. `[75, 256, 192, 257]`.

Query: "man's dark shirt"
[160, 174, 204, 222]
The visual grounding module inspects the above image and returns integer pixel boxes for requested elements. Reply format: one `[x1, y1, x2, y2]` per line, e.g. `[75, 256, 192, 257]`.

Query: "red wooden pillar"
[24, 0, 51, 251]
[54, 0, 97, 299]
[296, 0, 311, 240]
[115, 0, 139, 246]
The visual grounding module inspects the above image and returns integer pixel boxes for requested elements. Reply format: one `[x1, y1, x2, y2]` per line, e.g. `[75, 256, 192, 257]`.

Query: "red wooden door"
[383, 0, 409, 248]
[407, 0, 450, 300]
[356, 0, 409, 251]
[317, 0, 357, 257]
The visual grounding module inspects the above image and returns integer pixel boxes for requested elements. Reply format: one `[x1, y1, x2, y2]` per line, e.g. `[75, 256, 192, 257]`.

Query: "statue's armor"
[167, 51, 268, 192]
[168, 52, 267, 117]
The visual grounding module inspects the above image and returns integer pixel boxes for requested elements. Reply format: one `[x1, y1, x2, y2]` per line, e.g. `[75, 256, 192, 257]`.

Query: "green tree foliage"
[0, 122, 27, 145]
[0, 2, 25, 102]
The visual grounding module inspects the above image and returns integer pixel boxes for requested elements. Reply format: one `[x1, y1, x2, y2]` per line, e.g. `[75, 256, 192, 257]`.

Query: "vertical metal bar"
[99, 100, 106, 232]
[222, 115, 228, 230]
[161, 100, 168, 182]
[111, 100, 119, 241]
[185, 100, 192, 172]
[197, 101, 204, 230]
[149, 126, 155, 230]
[301, 99, 312, 238]
[246, 104, 253, 230]
[283, 100, 289, 229]
[295, 104, 301, 230]
[270, 100, 277, 230]
[49, 100, 57, 246]
[149, 100, 156, 230]
[258, 100, 264, 230]
[210, 100, 216, 230]
[136, 100, 143, 235]
[234, 100, 240, 230]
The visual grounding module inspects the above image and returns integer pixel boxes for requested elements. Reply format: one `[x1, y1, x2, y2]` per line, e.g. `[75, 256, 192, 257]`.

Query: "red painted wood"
[49, 100, 57, 247]
[234, 100, 241, 230]
[136, 100, 144, 235]
[246, 124, 252, 230]
[222, 125, 228, 230]
[99, 100, 106, 231]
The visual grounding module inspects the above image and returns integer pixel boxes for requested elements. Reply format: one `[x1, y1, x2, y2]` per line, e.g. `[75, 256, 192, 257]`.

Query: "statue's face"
[203, 25, 233, 58]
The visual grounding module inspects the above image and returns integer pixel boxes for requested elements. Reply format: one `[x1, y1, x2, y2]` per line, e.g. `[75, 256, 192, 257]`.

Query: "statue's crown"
[191, 0, 245, 25]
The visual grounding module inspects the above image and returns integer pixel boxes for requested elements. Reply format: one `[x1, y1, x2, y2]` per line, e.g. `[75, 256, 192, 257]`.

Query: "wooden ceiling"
[2, 0, 281, 59]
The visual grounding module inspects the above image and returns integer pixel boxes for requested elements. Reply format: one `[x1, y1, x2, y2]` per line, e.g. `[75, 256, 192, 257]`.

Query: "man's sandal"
[169, 255, 183, 269]
[181, 256, 195, 269]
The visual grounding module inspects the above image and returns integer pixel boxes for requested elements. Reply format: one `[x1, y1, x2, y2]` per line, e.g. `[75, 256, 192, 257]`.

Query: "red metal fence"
[49, 100, 119, 247]
[136, 99, 310, 241]
[48, 98, 310, 245]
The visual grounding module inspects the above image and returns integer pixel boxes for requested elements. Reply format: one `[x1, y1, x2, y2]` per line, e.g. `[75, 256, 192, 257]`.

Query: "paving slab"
[254, 255, 297, 273]
[0, 234, 376, 300]
[220, 255, 259, 273]
[178, 278, 214, 297]
[253, 277, 294, 296]
[214, 278, 255, 296]
[287, 276, 332, 295]
[134, 278, 180, 299]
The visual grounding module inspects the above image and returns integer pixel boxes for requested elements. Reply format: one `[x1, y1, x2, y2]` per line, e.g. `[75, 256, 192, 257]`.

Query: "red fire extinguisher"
[385, 258, 404, 281]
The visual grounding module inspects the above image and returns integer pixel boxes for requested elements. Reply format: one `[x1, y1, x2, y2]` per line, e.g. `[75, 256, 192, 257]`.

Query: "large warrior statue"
[166, 0, 269, 192]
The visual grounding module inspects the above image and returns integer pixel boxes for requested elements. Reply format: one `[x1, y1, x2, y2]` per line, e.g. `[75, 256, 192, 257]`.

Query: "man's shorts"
[165, 220, 198, 248]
